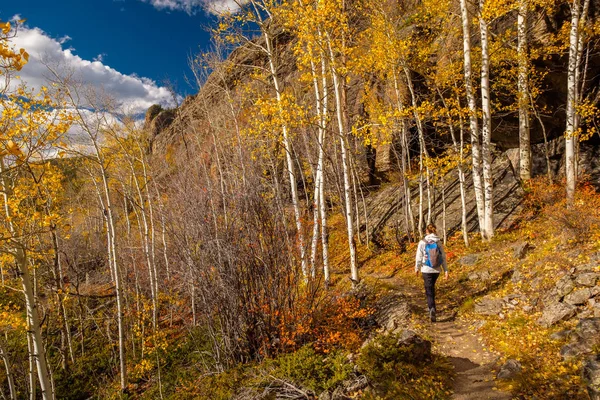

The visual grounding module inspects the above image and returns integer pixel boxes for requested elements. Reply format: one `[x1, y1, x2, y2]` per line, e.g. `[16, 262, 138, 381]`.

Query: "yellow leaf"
[6, 140, 21, 156]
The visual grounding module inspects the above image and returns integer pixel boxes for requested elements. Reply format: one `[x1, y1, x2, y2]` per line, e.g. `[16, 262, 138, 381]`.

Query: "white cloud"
[93, 53, 107, 63]
[141, 0, 245, 15]
[204, 0, 245, 14]
[10, 24, 175, 115]
[58, 35, 72, 45]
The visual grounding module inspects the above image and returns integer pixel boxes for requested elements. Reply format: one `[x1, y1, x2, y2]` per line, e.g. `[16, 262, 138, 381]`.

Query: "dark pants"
[422, 272, 439, 311]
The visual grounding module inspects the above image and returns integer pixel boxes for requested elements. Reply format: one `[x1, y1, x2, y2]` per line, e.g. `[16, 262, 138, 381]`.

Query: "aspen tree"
[303, 30, 330, 278]
[0, 23, 69, 398]
[459, 0, 486, 237]
[517, 0, 531, 181]
[566, 0, 581, 206]
[0, 102, 64, 400]
[325, 22, 359, 284]
[220, 0, 309, 277]
[0, 340, 16, 400]
[45, 70, 129, 391]
[114, 133, 159, 333]
[479, 0, 494, 239]
[289, 0, 359, 283]
[280, 0, 331, 279]
[318, 53, 332, 279]
[404, 68, 430, 236]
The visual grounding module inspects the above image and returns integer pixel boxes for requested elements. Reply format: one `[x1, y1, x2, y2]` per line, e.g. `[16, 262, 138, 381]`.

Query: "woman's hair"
[426, 224, 437, 234]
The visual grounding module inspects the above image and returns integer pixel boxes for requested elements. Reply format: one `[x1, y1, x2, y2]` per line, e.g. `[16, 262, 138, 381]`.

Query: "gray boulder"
[459, 254, 480, 266]
[474, 297, 504, 316]
[468, 270, 492, 282]
[579, 310, 595, 319]
[578, 318, 600, 341]
[576, 272, 599, 287]
[513, 242, 532, 259]
[560, 319, 600, 360]
[542, 288, 562, 307]
[583, 354, 600, 400]
[374, 293, 412, 333]
[523, 305, 534, 313]
[511, 268, 523, 283]
[497, 359, 522, 380]
[538, 303, 577, 327]
[556, 275, 575, 297]
[397, 330, 432, 363]
[550, 330, 572, 341]
[564, 288, 593, 306]
[561, 341, 593, 359]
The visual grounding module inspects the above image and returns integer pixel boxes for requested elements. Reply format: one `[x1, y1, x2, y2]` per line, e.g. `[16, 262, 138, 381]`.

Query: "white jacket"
[415, 233, 448, 273]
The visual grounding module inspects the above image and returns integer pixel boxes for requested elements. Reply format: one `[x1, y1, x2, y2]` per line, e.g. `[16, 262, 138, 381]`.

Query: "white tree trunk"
[309, 53, 325, 278]
[327, 36, 358, 284]
[402, 123, 416, 241]
[442, 183, 447, 244]
[19, 250, 53, 400]
[566, 0, 581, 206]
[418, 151, 424, 236]
[0, 157, 53, 399]
[319, 55, 331, 283]
[0, 340, 16, 400]
[391, 71, 415, 240]
[457, 112, 470, 247]
[438, 88, 470, 247]
[479, 0, 494, 239]
[138, 150, 160, 333]
[426, 169, 433, 225]
[27, 331, 35, 400]
[518, 0, 531, 181]
[310, 176, 321, 278]
[263, 26, 308, 277]
[87, 137, 127, 392]
[460, 0, 486, 236]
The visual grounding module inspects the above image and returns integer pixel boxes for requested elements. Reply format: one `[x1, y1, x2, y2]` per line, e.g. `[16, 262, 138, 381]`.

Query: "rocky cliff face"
[148, 2, 599, 154]
[143, 0, 600, 237]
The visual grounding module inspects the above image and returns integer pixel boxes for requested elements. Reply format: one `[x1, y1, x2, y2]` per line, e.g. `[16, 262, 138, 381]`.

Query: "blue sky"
[1, 0, 238, 114]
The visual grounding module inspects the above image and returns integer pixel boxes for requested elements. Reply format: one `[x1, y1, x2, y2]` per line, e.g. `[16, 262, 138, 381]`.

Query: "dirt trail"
[378, 274, 512, 399]
[433, 318, 511, 399]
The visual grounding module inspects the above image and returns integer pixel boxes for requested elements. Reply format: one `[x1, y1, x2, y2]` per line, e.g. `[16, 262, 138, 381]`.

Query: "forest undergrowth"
[89, 177, 600, 399]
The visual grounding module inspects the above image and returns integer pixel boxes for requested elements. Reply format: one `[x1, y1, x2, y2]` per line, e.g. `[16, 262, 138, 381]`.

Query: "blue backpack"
[424, 240, 441, 268]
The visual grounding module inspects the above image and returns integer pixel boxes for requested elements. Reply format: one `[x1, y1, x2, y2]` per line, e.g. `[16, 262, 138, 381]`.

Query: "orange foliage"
[275, 287, 374, 355]
[522, 177, 600, 242]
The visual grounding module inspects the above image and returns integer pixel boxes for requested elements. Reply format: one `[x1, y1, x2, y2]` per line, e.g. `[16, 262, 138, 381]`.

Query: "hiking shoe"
[429, 308, 436, 322]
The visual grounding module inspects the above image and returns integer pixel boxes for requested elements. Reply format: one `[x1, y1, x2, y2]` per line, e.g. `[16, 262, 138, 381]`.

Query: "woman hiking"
[415, 224, 448, 322]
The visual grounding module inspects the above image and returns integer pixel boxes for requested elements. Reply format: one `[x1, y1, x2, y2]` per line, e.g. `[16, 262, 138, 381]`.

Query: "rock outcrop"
[584, 354, 600, 400]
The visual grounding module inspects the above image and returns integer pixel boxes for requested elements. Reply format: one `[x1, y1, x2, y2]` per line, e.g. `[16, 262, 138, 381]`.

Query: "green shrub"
[268, 345, 353, 393]
[169, 365, 248, 400]
[357, 333, 453, 399]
